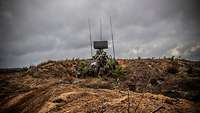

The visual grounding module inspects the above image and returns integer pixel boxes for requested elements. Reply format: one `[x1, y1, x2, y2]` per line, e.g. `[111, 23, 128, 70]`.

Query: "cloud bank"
[0, 0, 199, 67]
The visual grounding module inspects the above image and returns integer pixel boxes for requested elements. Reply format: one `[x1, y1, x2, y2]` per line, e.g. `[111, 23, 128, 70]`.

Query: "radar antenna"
[110, 16, 116, 60]
[88, 19, 93, 58]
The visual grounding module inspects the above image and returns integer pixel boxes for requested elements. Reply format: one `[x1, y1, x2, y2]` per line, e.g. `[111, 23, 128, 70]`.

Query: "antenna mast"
[110, 16, 116, 60]
[88, 19, 93, 58]
[100, 18, 103, 40]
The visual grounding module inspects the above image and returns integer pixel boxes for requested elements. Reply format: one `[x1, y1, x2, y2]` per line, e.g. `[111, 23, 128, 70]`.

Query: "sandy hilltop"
[0, 58, 200, 113]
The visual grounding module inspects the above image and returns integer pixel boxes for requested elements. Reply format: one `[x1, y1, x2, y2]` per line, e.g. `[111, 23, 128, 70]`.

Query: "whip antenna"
[110, 16, 116, 60]
[100, 18, 103, 40]
[88, 19, 93, 58]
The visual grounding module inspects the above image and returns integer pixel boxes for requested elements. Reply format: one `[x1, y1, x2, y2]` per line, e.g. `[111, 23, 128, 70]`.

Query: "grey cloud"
[0, 0, 200, 67]
[168, 41, 200, 60]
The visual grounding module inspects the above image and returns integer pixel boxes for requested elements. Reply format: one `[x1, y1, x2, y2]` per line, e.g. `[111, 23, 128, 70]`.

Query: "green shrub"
[111, 65, 124, 78]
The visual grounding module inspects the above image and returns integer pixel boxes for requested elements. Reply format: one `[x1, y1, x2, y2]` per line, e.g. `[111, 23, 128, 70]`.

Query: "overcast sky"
[0, 0, 200, 68]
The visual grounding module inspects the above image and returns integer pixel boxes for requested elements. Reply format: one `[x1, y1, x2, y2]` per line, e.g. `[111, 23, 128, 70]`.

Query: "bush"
[167, 59, 179, 74]
[111, 65, 124, 78]
[167, 65, 179, 74]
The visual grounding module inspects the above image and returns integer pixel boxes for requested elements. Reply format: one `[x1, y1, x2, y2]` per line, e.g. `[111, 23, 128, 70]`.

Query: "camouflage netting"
[77, 50, 123, 79]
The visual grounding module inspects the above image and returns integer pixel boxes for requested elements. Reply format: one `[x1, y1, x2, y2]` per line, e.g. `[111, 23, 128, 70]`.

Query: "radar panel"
[93, 41, 108, 49]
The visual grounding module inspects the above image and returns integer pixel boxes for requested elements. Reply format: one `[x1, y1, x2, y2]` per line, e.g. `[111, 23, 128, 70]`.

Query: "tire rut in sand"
[0, 83, 57, 113]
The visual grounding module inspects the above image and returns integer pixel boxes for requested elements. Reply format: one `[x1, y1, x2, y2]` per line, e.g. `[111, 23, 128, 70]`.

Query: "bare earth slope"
[0, 59, 199, 113]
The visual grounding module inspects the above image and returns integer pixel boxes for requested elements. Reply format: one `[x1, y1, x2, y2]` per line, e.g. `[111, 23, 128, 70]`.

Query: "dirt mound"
[27, 60, 79, 79]
[40, 86, 199, 113]
[118, 59, 200, 101]
[0, 58, 199, 113]
[1, 82, 199, 113]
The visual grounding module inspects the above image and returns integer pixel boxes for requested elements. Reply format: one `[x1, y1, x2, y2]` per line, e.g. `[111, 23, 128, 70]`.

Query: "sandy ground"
[0, 59, 199, 113]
